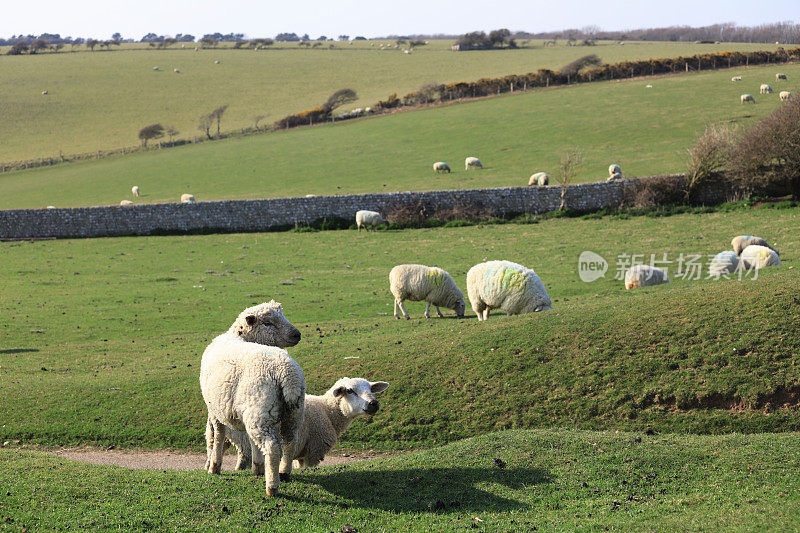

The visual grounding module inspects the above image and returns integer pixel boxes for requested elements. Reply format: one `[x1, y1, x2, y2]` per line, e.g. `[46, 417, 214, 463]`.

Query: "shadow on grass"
[294, 466, 552, 512]
[0, 348, 39, 354]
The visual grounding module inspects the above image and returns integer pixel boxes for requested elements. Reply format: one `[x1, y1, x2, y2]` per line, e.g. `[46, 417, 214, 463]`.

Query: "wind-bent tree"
[138, 123, 165, 147]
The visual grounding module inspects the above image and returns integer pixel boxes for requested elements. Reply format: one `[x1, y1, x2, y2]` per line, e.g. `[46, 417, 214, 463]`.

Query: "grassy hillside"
[3, 429, 800, 530]
[1, 205, 797, 449]
[0, 40, 787, 162]
[1, 62, 798, 210]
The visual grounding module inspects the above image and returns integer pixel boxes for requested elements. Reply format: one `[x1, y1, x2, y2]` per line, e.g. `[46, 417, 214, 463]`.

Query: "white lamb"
[131, 186, 140, 197]
[465, 157, 483, 170]
[740, 245, 782, 270]
[731, 76, 742, 82]
[608, 164, 622, 178]
[389, 264, 466, 319]
[776, 73, 788, 81]
[624, 265, 669, 290]
[760, 84, 773, 94]
[708, 251, 740, 276]
[216, 377, 390, 471]
[529, 172, 549, 186]
[181, 193, 195, 203]
[466, 260, 553, 321]
[200, 301, 304, 496]
[433, 162, 451, 173]
[780, 91, 792, 102]
[120, 200, 134, 206]
[741, 94, 755, 104]
[731, 235, 777, 256]
[355, 210, 387, 230]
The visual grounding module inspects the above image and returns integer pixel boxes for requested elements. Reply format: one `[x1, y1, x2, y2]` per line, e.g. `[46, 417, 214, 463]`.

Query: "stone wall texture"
[0, 174, 729, 240]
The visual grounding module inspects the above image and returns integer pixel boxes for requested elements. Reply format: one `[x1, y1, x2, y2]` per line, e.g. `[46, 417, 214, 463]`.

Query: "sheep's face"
[331, 378, 390, 418]
[230, 300, 301, 347]
[454, 298, 466, 318]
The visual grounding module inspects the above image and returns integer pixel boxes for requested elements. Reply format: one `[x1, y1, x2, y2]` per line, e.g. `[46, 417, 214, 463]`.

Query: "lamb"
[780, 91, 792, 101]
[760, 84, 773, 94]
[708, 251, 740, 276]
[433, 162, 451, 173]
[740, 245, 782, 270]
[200, 301, 304, 496]
[355, 210, 387, 230]
[529, 172, 549, 186]
[120, 200, 134, 206]
[217, 377, 390, 471]
[131, 186, 140, 197]
[608, 164, 622, 179]
[624, 265, 669, 290]
[731, 76, 742, 82]
[741, 94, 755, 104]
[466, 260, 553, 321]
[465, 157, 483, 170]
[389, 264, 466, 319]
[180, 193, 195, 203]
[731, 235, 777, 256]
[776, 73, 788, 81]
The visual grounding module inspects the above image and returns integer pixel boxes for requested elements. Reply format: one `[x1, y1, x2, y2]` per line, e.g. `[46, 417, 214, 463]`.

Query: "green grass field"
[0, 40, 787, 163]
[1, 61, 797, 210]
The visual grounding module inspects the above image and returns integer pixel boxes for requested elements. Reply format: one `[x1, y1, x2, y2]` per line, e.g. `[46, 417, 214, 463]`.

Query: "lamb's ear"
[245, 315, 257, 326]
[333, 386, 346, 397]
[370, 381, 390, 394]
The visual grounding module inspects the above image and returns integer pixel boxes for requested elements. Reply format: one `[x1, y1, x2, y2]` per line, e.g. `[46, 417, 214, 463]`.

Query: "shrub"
[560, 54, 603, 78]
[138, 123, 164, 147]
[685, 123, 735, 200]
[6, 41, 28, 55]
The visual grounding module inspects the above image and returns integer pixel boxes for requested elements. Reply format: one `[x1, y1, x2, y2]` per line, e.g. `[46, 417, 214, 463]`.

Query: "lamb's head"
[329, 377, 390, 418]
[229, 300, 301, 347]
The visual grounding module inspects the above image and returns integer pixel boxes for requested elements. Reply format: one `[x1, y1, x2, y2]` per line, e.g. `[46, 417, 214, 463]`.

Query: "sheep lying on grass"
[200, 301, 303, 496]
[180, 193, 195, 203]
[222, 378, 390, 471]
[120, 200, 134, 206]
[731, 76, 742, 82]
[356, 210, 387, 230]
[389, 264, 466, 319]
[529, 172, 549, 186]
[465, 156, 483, 170]
[740, 245, 782, 270]
[731, 235, 777, 256]
[708, 251, 740, 276]
[466, 260, 553, 321]
[433, 162, 451, 173]
[624, 265, 669, 290]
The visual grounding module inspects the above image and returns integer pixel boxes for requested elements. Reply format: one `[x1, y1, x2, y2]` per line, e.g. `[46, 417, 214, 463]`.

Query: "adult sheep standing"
[466, 260, 553, 321]
[389, 264, 466, 319]
[200, 300, 304, 496]
[355, 210, 387, 230]
[776, 73, 788, 81]
[741, 94, 755, 104]
[131, 186, 140, 198]
[608, 164, 622, 179]
[465, 156, 483, 170]
[760, 84, 773, 94]
[529, 172, 549, 186]
[433, 162, 451, 173]
[780, 91, 792, 102]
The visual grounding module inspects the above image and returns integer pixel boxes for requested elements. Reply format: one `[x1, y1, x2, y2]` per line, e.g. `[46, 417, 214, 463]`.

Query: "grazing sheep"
[465, 157, 483, 170]
[731, 235, 777, 256]
[466, 260, 553, 321]
[731, 76, 742, 82]
[776, 73, 788, 81]
[180, 193, 195, 203]
[200, 301, 303, 496]
[708, 251, 740, 276]
[780, 91, 792, 101]
[624, 265, 669, 290]
[389, 264, 466, 319]
[131, 186, 140, 197]
[529, 172, 549, 186]
[214, 60, 220, 64]
[220, 378, 390, 471]
[120, 200, 134, 206]
[153, 66, 160, 71]
[760, 84, 773, 94]
[365, 107, 372, 113]
[174, 68, 180, 73]
[41, 90, 48, 95]
[740, 245, 782, 270]
[433, 161, 451, 173]
[608, 164, 622, 178]
[741, 94, 755, 104]
[355, 210, 387, 230]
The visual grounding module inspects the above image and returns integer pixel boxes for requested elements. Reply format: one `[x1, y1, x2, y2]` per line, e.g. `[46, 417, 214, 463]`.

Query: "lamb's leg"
[208, 420, 226, 475]
[246, 418, 282, 496]
[397, 299, 410, 320]
[435, 305, 444, 318]
[250, 436, 265, 476]
[424, 301, 431, 319]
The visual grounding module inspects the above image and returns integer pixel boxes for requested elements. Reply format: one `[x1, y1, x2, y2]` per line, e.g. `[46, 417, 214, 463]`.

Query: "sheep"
[389, 264, 466, 320]
[180, 193, 195, 203]
[174, 68, 180, 73]
[776, 73, 788, 81]
[740, 245, 782, 270]
[466, 260, 553, 321]
[731, 76, 742, 82]
[465, 157, 483, 170]
[608, 164, 622, 179]
[365, 107, 372, 113]
[355, 210, 387, 230]
[217, 378, 390, 472]
[200, 301, 303, 496]
[645, 84, 653, 88]
[760, 84, 773, 94]
[131, 186, 140, 197]
[780, 91, 792, 101]
[120, 200, 134, 206]
[41, 90, 48, 95]
[214, 60, 220, 64]
[46, 206, 55, 209]
[433, 161, 451, 173]
[708, 251, 740, 276]
[731, 235, 777, 256]
[624, 265, 669, 290]
[529, 172, 549, 186]
[404, 49, 411, 54]
[153, 66, 160, 71]
[741, 94, 755, 104]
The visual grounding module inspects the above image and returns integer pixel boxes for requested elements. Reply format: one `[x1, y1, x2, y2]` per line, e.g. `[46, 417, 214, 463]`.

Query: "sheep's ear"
[370, 381, 390, 394]
[333, 386, 346, 397]
[245, 315, 257, 326]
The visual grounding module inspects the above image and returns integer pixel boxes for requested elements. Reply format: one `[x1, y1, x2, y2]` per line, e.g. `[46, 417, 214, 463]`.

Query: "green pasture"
[0, 40, 788, 163]
[1, 61, 797, 209]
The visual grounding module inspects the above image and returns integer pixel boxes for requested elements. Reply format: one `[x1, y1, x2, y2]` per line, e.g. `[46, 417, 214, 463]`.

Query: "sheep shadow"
[0, 348, 39, 354]
[294, 466, 551, 512]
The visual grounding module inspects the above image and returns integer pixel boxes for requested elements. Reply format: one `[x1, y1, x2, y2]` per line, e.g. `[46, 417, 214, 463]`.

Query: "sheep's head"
[454, 297, 466, 318]
[229, 300, 301, 347]
[329, 377, 390, 418]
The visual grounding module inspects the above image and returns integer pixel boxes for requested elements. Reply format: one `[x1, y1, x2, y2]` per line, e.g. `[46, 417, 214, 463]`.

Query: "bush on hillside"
[685, 123, 736, 200]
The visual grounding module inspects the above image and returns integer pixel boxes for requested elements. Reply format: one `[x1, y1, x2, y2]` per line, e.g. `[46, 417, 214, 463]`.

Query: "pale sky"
[2, 0, 798, 40]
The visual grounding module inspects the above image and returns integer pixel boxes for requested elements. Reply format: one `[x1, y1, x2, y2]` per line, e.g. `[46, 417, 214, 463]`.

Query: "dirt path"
[42, 447, 380, 471]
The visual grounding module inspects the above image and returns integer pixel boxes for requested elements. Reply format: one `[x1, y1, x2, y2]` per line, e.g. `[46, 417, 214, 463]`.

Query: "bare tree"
[557, 149, 584, 210]
[685, 123, 735, 199]
[165, 126, 179, 144]
[210, 105, 228, 136]
[138, 123, 165, 147]
[198, 114, 214, 139]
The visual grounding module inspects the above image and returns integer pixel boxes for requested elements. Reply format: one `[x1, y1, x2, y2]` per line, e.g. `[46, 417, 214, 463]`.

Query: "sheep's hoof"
[404, 315, 410, 320]
[253, 463, 265, 476]
[266, 487, 278, 497]
[209, 463, 221, 475]
[279, 473, 291, 482]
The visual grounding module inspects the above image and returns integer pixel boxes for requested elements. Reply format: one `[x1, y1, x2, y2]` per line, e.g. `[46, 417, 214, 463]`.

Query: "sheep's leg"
[435, 306, 444, 318]
[393, 299, 401, 319]
[396, 299, 410, 320]
[204, 416, 214, 471]
[472, 301, 486, 321]
[228, 429, 252, 470]
[209, 420, 226, 475]
[482, 308, 490, 321]
[246, 417, 282, 495]
[250, 438, 265, 476]
[278, 405, 303, 482]
[424, 301, 431, 319]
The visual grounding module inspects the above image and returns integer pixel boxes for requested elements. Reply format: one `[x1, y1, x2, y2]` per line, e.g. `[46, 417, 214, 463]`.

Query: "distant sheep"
[740, 245, 782, 270]
[624, 265, 670, 290]
[529, 172, 549, 186]
[780, 91, 792, 101]
[214, 60, 220, 64]
[131, 186, 140, 197]
[389, 264, 466, 319]
[174, 68, 180, 73]
[708, 251, 740, 276]
[466, 260, 553, 321]
[760, 84, 773, 94]
[433, 162, 451, 173]
[355, 210, 387, 230]
[645, 84, 653, 88]
[741, 94, 755, 104]
[181, 193, 195, 203]
[465, 157, 482, 170]
[731, 76, 742, 82]
[608, 164, 622, 179]
[776, 73, 788, 81]
[731, 235, 777, 256]
[41, 90, 48, 95]
[120, 200, 134, 206]
[153, 66, 159, 71]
